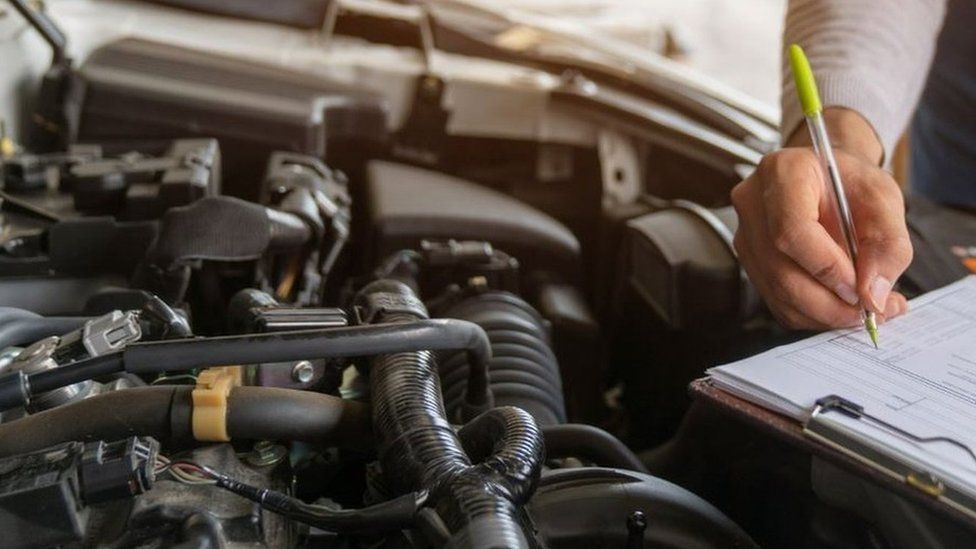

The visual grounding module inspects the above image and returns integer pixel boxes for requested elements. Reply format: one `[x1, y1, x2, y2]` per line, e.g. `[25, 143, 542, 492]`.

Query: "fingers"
[840, 158, 914, 314]
[769, 220, 859, 306]
[733, 200, 861, 330]
[760, 149, 859, 305]
[732, 147, 912, 331]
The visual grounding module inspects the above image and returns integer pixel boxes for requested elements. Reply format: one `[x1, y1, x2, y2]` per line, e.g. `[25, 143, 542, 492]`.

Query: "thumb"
[855, 231, 913, 314]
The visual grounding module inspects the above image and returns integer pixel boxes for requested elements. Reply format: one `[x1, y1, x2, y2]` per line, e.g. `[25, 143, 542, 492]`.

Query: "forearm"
[781, 0, 947, 161]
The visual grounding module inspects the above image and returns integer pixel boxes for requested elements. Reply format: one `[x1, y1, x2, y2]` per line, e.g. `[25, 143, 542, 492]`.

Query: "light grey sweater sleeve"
[781, 0, 947, 156]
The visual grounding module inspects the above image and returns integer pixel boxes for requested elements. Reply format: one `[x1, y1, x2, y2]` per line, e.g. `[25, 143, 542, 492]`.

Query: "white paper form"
[709, 276, 976, 495]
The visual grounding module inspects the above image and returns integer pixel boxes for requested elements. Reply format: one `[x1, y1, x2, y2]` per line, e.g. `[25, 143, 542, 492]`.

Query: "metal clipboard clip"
[803, 395, 976, 521]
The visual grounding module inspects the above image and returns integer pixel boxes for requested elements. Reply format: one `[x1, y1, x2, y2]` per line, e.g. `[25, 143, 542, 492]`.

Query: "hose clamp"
[191, 366, 242, 442]
[361, 292, 427, 323]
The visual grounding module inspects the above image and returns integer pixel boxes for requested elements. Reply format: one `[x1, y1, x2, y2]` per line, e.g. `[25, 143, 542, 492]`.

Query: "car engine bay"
[0, 1, 853, 547]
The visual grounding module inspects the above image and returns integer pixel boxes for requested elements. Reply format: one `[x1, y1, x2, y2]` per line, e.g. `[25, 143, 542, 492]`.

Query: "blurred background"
[499, 0, 785, 108]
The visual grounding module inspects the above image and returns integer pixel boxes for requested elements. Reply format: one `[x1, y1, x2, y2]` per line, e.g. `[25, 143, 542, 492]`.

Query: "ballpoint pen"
[789, 44, 880, 348]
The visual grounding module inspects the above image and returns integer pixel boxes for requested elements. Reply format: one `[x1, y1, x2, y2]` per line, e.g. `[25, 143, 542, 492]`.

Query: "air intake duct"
[437, 291, 566, 425]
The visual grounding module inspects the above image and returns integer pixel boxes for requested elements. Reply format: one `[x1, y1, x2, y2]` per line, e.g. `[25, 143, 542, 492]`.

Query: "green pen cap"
[789, 44, 823, 116]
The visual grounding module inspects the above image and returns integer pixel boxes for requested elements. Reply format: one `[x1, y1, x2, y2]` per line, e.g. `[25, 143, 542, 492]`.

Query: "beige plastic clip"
[192, 366, 243, 442]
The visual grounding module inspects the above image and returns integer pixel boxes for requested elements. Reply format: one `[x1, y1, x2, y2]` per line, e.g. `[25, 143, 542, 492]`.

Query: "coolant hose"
[362, 279, 543, 549]
[226, 386, 371, 448]
[0, 308, 87, 350]
[0, 385, 371, 457]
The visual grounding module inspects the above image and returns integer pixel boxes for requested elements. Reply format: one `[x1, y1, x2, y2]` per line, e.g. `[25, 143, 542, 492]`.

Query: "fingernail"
[870, 276, 892, 312]
[835, 283, 859, 306]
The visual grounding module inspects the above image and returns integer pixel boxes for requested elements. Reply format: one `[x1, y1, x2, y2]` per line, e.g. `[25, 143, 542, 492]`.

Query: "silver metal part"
[0, 311, 144, 417]
[245, 440, 288, 467]
[82, 310, 142, 357]
[291, 360, 315, 384]
[0, 347, 22, 370]
[5, 336, 94, 412]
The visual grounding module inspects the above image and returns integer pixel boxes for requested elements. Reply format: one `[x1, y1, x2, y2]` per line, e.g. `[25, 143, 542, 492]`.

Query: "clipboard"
[689, 377, 976, 528]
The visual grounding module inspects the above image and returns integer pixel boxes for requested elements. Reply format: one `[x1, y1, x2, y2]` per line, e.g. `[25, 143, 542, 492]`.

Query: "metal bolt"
[245, 440, 287, 467]
[626, 510, 647, 549]
[292, 360, 315, 384]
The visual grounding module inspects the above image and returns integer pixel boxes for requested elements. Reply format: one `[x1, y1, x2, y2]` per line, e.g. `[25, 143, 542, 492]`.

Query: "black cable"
[28, 352, 124, 395]
[8, 0, 69, 65]
[209, 469, 426, 533]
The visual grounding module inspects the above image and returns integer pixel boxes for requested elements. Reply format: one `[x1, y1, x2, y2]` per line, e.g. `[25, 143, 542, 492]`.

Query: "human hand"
[731, 109, 912, 329]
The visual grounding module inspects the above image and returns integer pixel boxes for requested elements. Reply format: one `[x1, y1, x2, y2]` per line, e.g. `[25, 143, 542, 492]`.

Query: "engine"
[0, 139, 756, 547]
[0, 3, 764, 547]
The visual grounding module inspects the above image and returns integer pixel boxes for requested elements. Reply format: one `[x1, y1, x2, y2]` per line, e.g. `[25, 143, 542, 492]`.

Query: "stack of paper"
[709, 276, 976, 504]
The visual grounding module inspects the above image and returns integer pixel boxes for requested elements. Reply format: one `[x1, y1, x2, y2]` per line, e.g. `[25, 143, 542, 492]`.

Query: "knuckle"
[893, 235, 915, 267]
[730, 181, 747, 210]
[859, 233, 914, 267]
[772, 227, 799, 255]
[811, 260, 840, 283]
[775, 147, 816, 174]
[756, 151, 779, 177]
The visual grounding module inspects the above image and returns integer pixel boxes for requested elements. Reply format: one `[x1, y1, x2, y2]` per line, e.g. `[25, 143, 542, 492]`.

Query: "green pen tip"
[789, 44, 823, 116]
[865, 314, 879, 349]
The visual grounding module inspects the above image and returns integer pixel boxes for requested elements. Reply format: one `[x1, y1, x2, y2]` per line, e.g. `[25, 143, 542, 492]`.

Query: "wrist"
[786, 107, 884, 165]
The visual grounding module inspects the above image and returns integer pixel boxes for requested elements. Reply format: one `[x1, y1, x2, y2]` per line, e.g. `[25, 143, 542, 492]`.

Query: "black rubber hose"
[444, 378, 563, 427]
[0, 307, 87, 349]
[5, 318, 491, 413]
[362, 280, 541, 548]
[0, 385, 371, 457]
[0, 385, 182, 457]
[441, 350, 561, 389]
[456, 407, 545, 504]
[123, 320, 489, 390]
[542, 424, 648, 473]
[227, 386, 372, 450]
[437, 291, 566, 425]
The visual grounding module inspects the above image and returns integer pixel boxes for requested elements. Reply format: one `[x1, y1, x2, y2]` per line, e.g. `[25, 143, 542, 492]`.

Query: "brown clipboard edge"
[689, 377, 976, 528]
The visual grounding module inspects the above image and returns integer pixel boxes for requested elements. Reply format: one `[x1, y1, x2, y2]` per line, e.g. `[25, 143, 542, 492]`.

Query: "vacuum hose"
[360, 279, 544, 549]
